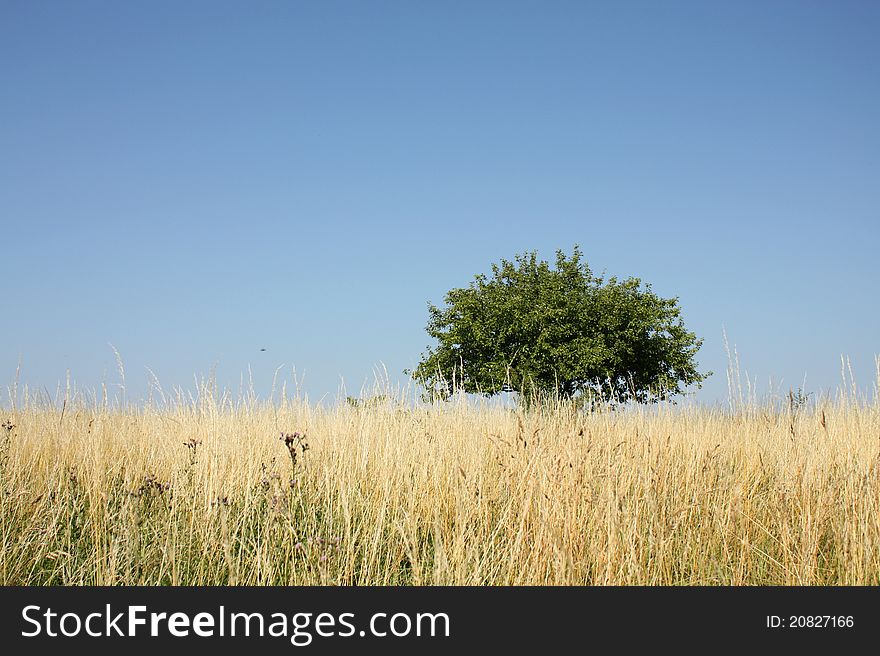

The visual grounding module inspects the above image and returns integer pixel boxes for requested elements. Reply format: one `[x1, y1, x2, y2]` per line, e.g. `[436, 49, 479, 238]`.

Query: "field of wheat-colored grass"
[1, 382, 879, 585]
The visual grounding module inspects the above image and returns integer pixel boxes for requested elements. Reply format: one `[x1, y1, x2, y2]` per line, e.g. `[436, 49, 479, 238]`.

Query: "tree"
[408, 247, 709, 404]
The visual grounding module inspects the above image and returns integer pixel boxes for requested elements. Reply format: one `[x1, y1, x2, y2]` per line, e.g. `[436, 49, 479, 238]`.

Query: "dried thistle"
[1, 419, 14, 466]
[132, 473, 171, 499]
[183, 438, 202, 468]
[280, 431, 309, 473]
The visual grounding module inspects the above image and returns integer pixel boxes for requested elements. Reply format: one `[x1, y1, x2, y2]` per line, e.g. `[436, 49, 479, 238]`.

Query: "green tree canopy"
[409, 247, 709, 404]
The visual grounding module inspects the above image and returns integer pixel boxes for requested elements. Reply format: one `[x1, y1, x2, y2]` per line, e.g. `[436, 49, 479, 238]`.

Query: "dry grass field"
[2, 375, 879, 586]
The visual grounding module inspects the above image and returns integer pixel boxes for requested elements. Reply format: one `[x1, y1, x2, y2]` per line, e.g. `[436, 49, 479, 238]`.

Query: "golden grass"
[1, 391, 879, 585]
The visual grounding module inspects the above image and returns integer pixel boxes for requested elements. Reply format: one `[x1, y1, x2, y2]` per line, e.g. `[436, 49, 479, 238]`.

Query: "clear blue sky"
[2, 0, 878, 406]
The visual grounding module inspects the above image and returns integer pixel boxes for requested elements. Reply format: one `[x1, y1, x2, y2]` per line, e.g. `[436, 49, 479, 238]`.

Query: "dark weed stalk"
[183, 437, 202, 468]
[280, 431, 309, 478]
[0, 419, 14, 489]
[128, 473, 172, 583]
[1, 419, 14, 459]
[267, 432, 312, 565]
[182, 437, 203, 490]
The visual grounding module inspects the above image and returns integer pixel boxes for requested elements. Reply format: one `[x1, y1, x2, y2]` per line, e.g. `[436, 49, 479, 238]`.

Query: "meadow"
[1, 375, 879, 585]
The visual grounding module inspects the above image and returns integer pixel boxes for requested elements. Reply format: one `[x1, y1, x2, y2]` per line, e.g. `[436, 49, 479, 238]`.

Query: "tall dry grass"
[1, 377, 879, 585]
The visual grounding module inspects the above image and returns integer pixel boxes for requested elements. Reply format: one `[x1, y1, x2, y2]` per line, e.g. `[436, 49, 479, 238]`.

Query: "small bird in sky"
[260, 348, 267, 352]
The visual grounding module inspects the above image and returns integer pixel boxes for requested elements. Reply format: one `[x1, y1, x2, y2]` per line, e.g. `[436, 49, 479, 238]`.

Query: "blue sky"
[2, 0, 878, 406]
